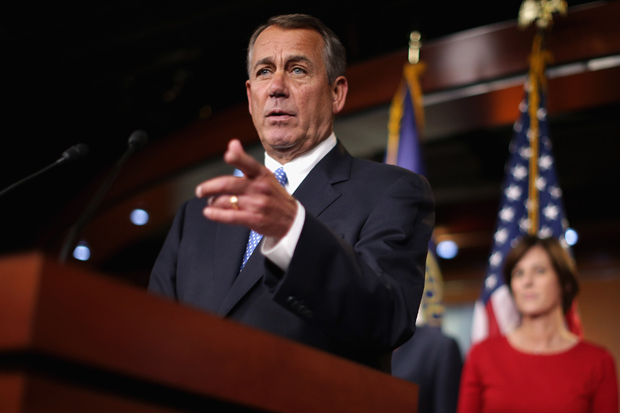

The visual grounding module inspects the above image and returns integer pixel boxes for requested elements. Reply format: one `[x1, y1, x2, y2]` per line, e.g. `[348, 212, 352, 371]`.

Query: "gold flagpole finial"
[408, 31, 422, 64]
[518, 0, 567, 30]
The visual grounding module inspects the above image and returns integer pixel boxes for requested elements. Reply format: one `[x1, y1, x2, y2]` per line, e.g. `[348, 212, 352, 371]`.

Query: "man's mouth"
[267, 110, 294, 118]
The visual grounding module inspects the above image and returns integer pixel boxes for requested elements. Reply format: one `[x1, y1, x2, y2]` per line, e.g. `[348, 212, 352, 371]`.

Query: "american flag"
[470, 82, 580, 344]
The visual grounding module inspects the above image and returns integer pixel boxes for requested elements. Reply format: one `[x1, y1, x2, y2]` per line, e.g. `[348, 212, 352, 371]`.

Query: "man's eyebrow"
[286, 55, 312, 65]
[253, 55, 313, 70]
[253, 57, 274, 70]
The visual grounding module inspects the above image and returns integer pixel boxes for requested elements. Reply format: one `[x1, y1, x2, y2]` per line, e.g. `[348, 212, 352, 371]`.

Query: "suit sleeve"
[264, 172, 434, 355]
[435, 337, 463, 413]
[147, 200, 187, 299]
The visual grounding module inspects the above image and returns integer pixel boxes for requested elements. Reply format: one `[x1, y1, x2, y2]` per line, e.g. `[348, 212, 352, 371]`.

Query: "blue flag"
[386, 62, 444, 326]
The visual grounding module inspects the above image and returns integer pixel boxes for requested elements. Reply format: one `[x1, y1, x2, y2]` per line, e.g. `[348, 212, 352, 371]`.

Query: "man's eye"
[257, 69, 271, 76]
[292, 67, 305, 74]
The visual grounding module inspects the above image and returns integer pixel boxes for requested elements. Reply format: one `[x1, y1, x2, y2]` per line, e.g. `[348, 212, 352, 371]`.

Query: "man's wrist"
[261, 201, 305, 271]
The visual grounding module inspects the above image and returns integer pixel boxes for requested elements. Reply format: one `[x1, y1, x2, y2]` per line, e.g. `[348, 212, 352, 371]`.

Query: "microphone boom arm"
[58, 131, 147, 264]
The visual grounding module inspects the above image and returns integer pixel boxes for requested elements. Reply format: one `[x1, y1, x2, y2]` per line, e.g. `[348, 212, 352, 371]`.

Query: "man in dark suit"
[148, 14, 434, 372]
[392, 260, 463, 412]
[392, 325, 463, 413]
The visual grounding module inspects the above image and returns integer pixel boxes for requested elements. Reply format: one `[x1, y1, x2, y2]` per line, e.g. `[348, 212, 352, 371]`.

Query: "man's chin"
[261, 135, 299, 151]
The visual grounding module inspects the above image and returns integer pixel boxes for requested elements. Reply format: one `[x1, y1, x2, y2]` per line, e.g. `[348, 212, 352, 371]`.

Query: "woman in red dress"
[458, 235, 618, 413]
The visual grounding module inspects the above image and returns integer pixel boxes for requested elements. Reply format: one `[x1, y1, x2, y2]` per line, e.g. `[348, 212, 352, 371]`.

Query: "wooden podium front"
[0, 252, 417, 412]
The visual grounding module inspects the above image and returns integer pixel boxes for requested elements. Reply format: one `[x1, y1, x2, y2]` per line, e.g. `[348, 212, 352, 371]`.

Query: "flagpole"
[526, 32, 543, 235]
[519, 0, 565, 235]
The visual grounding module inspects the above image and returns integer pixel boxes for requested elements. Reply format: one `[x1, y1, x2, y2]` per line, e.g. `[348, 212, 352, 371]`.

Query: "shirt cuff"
[261, 200, 305, 272]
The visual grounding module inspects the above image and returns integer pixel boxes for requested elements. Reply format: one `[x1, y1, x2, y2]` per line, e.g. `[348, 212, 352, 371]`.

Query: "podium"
[0, 252, 417, 412]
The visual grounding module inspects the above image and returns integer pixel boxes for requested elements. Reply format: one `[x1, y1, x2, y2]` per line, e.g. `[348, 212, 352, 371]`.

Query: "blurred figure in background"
[392, 253, 463, 413]
[458, 235, 618, 413]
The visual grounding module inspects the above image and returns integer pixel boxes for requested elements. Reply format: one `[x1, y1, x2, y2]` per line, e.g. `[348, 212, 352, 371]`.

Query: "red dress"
[458, 336, 618, 413]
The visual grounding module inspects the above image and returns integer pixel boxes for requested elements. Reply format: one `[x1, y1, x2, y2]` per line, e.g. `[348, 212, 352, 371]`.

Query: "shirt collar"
[264, 133, 337, 194]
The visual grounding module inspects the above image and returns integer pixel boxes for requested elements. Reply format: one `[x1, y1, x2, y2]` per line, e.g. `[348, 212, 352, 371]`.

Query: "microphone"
[61, 143, 90, 163]
[59, 130, 148, 264]
[128, 130, 148, 151]
[0, 143, 89, 198]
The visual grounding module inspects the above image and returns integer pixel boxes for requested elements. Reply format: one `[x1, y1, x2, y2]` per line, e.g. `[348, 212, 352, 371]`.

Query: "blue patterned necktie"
[239, 167, 288, 271]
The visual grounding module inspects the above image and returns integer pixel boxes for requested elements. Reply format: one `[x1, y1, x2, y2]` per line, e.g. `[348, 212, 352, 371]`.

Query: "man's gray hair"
[246, 14, 347, 84]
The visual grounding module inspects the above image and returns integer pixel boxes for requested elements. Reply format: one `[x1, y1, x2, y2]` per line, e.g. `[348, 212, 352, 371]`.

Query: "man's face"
[246, 26, 347, 163]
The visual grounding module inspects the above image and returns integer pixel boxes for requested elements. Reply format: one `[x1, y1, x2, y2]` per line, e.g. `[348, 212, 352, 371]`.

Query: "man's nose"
[268, 70, 289, 98]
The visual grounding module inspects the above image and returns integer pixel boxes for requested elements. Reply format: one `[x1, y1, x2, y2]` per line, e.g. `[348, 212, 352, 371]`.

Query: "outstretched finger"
[224, 139, 267, 179]
[195, 175, 247, 199]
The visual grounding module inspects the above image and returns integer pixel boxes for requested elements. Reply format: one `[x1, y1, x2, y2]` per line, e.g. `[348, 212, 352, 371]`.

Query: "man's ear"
[331, 76, 348, 115]
[246, 79, 253, 115]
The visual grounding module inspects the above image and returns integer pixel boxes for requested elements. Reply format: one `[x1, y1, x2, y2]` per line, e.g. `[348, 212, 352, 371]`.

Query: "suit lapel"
[217, 142, 353, 316]
[217, 240, 264, 315]
[211, 222, 249, 311]
[294, 141, 351, 215]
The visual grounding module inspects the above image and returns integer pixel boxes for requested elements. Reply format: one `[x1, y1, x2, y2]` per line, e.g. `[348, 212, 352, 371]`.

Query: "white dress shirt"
[261, 133, 337, 271]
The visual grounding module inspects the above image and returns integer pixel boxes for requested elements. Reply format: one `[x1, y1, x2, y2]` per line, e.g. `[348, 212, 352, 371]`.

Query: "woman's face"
[510, 245, 563, 317]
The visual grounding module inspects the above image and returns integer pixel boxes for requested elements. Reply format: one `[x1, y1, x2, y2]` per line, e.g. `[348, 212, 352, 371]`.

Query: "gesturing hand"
[195, 139, 298, 241]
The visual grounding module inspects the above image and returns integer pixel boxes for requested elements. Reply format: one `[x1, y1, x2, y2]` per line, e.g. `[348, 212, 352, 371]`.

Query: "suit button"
[286, 296, 311, 317]
[287, 296, 299, 309]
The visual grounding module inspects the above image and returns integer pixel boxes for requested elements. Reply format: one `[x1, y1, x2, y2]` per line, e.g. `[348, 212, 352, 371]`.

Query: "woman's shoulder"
[574, 340, 616, 362]
[471, 335, 508, 349]
[467, 335, 510, 358]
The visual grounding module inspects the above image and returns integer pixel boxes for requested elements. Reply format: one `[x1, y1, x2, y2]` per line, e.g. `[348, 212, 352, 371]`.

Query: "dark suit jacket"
[148, 142, 434, 371]
[392, 325, 463, 413]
